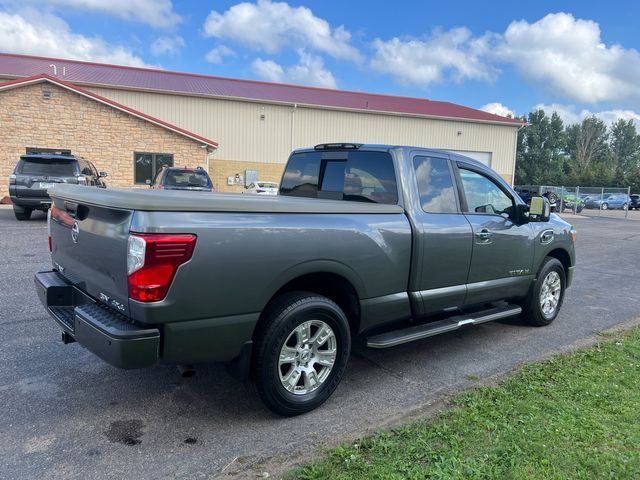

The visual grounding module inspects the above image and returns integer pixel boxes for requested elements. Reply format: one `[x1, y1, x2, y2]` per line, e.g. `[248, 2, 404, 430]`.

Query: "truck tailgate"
[49, 196, 132, 316]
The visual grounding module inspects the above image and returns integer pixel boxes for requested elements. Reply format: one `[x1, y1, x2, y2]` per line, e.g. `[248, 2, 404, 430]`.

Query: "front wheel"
[520, 257, 566, 327]
[601, 203, 608, 210]
[253, 292, 351, 416]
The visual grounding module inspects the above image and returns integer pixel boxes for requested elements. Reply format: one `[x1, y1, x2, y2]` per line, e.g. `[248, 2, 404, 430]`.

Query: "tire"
[13, 206, 32, 221]
[576, 205, 584, 213]
[601, 203, 608, 210]
[520, 257, 566, 327]
[253, 291, 351, 416]
[622, 203, 627, 210]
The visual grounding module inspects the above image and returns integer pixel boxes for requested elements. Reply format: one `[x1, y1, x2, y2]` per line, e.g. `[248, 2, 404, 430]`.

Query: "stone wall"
[0, 82, 208, 201]
[208, 159, 285, 193]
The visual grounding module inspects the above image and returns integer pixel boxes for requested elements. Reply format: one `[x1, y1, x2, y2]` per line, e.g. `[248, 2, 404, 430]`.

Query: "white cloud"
[150, 36, 184, 57]
[480, 102, 515, 118]
[203, 0, 360, 61]
[497, 12, 640, 104]
[0, 11, 150, 66]
[536, 103, 640, 126]
[252, 58, 284, 83]
[205, 45, 235, 64]
[252, 51, 337, 88]
[370, 27, 496, 86]
[12, 0, 181, 29]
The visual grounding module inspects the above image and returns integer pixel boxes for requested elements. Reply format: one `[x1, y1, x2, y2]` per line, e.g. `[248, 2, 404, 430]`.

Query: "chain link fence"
[514, 185, 636, 220]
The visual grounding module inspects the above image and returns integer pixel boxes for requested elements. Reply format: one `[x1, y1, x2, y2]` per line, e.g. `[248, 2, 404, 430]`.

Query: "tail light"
[127, 233, 196, 302]
[9, 174, 16, 185]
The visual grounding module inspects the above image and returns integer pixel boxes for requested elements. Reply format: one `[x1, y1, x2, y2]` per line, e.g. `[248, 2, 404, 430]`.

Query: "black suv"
[630, 194, 640, 210]
[150, 166, 215, 192]
[9, 153, 107, 220]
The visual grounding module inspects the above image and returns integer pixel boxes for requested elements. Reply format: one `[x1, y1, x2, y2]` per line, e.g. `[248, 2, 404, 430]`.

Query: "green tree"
[609, 119, 640, 188]
[515, 110, 566, 185]
[565, 116, 611, 185]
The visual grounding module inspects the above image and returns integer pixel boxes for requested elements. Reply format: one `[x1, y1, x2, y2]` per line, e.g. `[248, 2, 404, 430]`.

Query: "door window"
[134, 153, 174, 184]
[459, 168, 513, 216]
[413, 156, 457, 213]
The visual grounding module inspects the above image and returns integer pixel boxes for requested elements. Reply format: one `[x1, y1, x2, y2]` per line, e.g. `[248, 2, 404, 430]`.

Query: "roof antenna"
[49, 64, 57, 76]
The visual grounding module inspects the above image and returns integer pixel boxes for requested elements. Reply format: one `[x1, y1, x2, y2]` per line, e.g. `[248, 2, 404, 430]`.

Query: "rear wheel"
[253, 292, 351, 416]
[521, 257, 566, 327]
[601, 203, 609, 210]
[13, 205, 32, 221]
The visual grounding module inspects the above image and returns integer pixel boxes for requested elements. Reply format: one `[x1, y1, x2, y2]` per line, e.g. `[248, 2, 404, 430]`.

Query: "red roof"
[0, 73, 218, 147]
[0, 53, 522, 126]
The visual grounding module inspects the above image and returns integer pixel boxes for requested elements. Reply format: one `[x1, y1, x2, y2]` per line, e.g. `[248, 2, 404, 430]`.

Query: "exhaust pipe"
[177, 364, 195, 378]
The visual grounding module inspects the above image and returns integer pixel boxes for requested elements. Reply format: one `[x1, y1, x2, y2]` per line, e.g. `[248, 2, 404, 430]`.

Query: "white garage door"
[449, 150, 492, 167]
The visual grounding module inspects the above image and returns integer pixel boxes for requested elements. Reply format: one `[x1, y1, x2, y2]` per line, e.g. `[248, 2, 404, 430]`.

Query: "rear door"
[408, 154, 472, 315]
[455, 163, 534, 305]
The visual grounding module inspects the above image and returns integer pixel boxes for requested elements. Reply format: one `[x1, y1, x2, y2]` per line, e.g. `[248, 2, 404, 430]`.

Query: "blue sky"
[2, 0, 640, 125]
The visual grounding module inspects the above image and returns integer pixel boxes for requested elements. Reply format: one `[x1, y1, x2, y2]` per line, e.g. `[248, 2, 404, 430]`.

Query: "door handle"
[475, 229, 493, 243]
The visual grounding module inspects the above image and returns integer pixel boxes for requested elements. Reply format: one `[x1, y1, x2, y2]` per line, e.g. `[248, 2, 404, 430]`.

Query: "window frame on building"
[133, 152, 174, 185]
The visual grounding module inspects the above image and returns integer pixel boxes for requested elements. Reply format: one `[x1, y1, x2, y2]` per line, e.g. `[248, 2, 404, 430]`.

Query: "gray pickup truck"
[36, 144, 576, 415]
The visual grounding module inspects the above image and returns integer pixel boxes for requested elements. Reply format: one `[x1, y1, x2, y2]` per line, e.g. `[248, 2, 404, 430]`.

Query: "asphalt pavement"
[1, 207, 639, 479]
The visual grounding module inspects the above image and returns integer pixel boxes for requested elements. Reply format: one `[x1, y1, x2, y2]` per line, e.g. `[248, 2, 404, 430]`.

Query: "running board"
[366, 304, 522, 349]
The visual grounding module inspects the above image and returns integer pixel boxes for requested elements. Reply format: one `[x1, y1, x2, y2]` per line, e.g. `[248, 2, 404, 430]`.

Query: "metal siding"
[87, 87, 518, 176]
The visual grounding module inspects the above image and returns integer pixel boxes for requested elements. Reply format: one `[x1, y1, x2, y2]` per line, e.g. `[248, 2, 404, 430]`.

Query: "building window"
[134, 152, 174, 184]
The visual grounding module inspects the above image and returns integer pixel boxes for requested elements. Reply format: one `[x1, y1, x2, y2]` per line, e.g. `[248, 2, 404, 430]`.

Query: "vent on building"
[42, 90, 52, 100]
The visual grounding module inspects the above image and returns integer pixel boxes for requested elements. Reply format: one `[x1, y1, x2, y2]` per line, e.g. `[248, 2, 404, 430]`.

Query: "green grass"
[290, 327, 640, 479]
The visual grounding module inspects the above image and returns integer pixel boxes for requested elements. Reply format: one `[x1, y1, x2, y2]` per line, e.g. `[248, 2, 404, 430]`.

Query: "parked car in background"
[243, 181, 279, 195]
[514, 185, 560, 212]
[630, 194, 640, 210]
[150, 166, 215, 192]
[584, 193, 630, 210]
[560, 193, 585, 213]
[9, 153, 107, 220]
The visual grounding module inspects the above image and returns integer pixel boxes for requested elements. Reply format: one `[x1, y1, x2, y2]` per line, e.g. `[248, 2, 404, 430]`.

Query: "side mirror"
[529, 196, 551, 222]
[98, 171, 108, 178]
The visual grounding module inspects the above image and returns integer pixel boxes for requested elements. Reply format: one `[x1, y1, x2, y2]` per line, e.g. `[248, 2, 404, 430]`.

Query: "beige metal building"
[0, 53, 523, 193]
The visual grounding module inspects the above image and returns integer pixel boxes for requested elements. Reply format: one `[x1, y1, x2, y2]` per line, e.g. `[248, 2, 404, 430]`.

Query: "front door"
[409, 154, 473, 315]
[456, 164, 535, 306]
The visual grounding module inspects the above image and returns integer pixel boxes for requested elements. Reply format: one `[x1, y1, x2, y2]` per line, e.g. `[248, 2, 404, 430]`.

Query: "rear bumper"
[35, 270, 159, 369]
[11, 196, 52, 209]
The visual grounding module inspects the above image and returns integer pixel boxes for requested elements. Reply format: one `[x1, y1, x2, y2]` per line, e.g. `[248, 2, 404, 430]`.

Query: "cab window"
[413, 156, 457, 213]
[280, 151, 398, 204]
[459, 168, 513, 216]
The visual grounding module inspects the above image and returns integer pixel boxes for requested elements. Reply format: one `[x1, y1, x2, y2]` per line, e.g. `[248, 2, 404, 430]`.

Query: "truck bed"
[48, 184, 404, 214]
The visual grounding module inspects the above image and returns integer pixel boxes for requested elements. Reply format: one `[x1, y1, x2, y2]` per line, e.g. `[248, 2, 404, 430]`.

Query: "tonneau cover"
[48, 185, 405, 214]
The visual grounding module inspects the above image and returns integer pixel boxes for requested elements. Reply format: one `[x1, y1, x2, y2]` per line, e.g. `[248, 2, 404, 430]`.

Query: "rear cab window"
[280, 150, 398, 204]
[17, 157, 78, 176]
[164, 170, 212, 188]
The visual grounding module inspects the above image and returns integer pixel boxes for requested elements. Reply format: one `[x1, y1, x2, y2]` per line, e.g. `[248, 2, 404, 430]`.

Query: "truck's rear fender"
[129, 211, 412, 326]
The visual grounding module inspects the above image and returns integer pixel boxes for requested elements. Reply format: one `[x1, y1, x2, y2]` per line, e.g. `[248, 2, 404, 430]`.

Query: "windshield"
[18, 158, 77, 176]
[164, 170, 212, 188]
